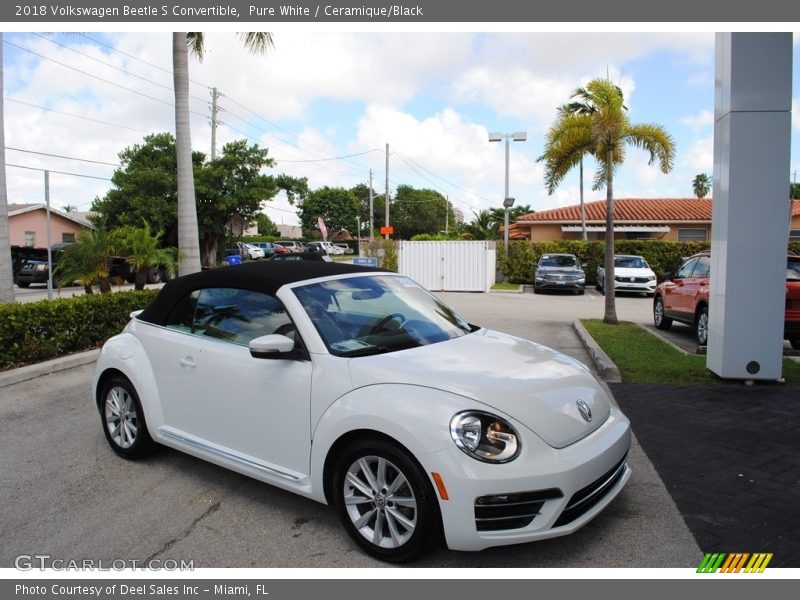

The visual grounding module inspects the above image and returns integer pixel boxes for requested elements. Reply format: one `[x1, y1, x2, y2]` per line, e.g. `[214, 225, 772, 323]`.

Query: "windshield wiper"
[338, 345, 392, 357]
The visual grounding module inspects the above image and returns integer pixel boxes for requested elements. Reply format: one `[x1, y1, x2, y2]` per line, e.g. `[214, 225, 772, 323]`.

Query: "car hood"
[346, 329, 610, 448]
[613, 267, 654, 278]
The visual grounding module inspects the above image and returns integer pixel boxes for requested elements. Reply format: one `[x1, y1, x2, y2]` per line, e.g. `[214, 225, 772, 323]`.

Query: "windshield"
[539, 255, 577, 268]
[292, 275, 473, 356]
[614, 256, 648, 269]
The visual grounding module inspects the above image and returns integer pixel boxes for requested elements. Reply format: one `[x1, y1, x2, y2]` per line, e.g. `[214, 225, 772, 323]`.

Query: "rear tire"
[333, 437, 440, 563]
[695, 305, 709, 346]
[654, 295, 672, 330]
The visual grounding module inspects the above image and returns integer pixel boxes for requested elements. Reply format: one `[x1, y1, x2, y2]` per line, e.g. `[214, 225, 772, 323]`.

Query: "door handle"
[179, 356, 196, 369]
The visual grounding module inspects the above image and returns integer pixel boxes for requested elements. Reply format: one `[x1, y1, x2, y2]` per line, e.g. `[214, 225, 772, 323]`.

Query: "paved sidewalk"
[610, 383, 800, 567]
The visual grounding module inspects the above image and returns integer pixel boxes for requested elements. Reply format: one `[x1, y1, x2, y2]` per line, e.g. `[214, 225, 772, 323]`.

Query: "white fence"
[398, 241, 496, 292]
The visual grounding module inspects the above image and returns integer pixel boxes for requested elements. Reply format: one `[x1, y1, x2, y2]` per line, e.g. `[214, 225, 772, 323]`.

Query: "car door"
[682, 255, 710, 314]
[142, 287, 313, 477]
[661, 257, 699, 317]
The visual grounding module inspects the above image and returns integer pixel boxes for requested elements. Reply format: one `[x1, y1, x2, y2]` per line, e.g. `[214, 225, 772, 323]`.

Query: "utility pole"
[44, 170, 52, 301]
[369, 169, 374, 242]
[445, 195, 449, 235]
[210, 87, 219, 160]
[384, 143, 390, 240]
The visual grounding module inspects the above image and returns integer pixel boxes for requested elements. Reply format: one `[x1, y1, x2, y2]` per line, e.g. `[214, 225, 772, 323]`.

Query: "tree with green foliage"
[539, 79, 675, 324]
[391, 185, 454, 239]
[255, 213, 279, 237]
[174, 32, 274, 276]
[692, 173, 712, 198]
[350, 183, 386, 238]
[791, 182, 799, 200]
[54, 229, 117, 294]
[466, 209, 498, 240]
[297, 187, 360, 237]
[92, 134, 304, 267]
[114, 223, 179, 291]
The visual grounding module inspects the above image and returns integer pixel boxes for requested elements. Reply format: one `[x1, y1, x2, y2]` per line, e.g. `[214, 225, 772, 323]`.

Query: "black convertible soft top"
[138, 260, 383, 326]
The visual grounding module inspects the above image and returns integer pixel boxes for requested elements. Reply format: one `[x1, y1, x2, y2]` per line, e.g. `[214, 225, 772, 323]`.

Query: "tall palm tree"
[539, 79, 675, 324]
[692, 173, 712, 198]
[173, 32, 273, 276]
[0, 35, 15, 304]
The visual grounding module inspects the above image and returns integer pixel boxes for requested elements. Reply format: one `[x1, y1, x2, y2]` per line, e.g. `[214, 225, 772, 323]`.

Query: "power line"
[4, 97, 150, 133]
[5, 146, 120, 167]
[394, 153, 475, 211]
[276, 149, 382, 163]
[394, 150, 491, 206]
[6, 163, 112, 181]
[30, 33, 208, 102]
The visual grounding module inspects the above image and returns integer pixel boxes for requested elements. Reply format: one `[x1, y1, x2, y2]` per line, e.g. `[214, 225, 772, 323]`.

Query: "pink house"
[8, 203, 94, 248]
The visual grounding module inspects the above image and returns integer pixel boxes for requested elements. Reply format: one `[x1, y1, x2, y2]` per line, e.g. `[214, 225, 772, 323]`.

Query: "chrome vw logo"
[576, 399, 592, 423]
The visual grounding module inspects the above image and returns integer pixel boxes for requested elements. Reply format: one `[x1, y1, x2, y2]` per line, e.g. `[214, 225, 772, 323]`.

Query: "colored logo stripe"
[697, 553, 773, 573]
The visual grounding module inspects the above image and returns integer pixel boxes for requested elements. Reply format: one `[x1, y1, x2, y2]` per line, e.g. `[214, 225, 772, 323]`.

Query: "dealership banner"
[3, 0, 800, 22]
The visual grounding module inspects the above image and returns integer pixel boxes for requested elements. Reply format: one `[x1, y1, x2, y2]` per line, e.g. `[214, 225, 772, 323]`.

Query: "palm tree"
[468, 209, 498, 240]
[114, 223, 179, 290]
[173, 32, 273, 276]
[54, 229, 116, 294]
[539, 79, 675, 324]
[692, 173, 712, 198]
[0, 35, 15, 304]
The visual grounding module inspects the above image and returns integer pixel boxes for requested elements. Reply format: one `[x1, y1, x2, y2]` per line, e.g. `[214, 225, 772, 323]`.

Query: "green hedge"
[498, 240, 715, 285]
[0, 290, 158, 370]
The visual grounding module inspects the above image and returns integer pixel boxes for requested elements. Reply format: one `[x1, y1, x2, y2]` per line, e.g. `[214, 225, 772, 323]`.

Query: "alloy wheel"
[104, 386, 138, 449]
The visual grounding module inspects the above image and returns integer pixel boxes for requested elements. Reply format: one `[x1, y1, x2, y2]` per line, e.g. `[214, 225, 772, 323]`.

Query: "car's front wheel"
[99, 375, 156, 459]
[654, 295, 672, 330]
[695, 305, 709, 346]
[333, 438, 440, 563]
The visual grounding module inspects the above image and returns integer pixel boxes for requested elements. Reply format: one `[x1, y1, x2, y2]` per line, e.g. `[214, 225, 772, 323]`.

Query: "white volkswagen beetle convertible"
[93, 261, 631, 562]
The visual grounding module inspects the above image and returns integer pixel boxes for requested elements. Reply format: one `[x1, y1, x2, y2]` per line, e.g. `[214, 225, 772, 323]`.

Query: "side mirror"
[249, 334, 296, 359]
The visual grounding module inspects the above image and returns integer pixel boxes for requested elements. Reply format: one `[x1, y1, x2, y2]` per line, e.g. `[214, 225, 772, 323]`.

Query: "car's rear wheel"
[695, 305, 709, 346]
[16, 281, 30, 288]
[333, 438, 439, 563]
[99, 375, 156, 459]
[654, 295, 672, 330]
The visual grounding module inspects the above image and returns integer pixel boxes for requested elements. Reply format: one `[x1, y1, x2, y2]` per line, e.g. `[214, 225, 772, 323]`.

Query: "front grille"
[552, 455, 627, 528]
[474, 489, 562, 531]
[615, 276, 651, 283]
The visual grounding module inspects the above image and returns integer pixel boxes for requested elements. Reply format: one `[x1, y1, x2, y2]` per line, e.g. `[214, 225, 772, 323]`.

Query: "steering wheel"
[370, 313, 407, 334]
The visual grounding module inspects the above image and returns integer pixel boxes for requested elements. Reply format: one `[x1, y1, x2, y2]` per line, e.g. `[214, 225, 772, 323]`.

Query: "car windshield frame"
[291, 274, 474, 357]
[539, 255, 578, 268]
[614, 256, 648, 269]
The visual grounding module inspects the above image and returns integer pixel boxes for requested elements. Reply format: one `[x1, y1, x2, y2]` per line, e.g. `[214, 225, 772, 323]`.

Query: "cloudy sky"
[3, 30, 799, 226]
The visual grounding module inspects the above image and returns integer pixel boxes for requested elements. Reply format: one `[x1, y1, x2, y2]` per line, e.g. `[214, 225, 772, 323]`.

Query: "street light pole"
[489, 131, 526, 254]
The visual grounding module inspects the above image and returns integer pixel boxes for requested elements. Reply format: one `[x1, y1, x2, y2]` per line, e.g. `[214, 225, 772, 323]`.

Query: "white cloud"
[794, 99, 800, 133]
[679, 109, 714, 132]
[681, 134, 714, 175]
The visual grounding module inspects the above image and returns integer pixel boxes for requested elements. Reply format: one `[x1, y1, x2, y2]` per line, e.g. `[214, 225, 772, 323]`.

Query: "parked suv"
[653, 252, 800, 348]
[533, 253, 586, 294]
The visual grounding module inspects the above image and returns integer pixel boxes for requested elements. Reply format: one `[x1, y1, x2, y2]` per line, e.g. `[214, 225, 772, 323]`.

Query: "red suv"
[653, 252, 800, 349]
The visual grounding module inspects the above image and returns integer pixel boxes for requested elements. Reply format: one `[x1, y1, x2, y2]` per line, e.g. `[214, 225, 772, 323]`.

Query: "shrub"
[0, 290, 158, 370]
[498, 240, 718, 286]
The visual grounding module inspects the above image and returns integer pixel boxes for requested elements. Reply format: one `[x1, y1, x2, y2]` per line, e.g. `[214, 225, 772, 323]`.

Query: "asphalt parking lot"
[0, 289, 701, 568]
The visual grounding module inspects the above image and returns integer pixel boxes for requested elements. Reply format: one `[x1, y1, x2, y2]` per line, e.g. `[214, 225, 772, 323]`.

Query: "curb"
[572, 320, 622, 383]
[0, 349, 100, 389]
[635, 323, 694, 356]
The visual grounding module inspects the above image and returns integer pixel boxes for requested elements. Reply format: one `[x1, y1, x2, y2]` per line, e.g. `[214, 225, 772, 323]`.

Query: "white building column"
[708, 33, 793, 380]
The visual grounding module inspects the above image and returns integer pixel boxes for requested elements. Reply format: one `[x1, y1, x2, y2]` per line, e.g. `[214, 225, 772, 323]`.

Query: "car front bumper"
[420, 407, 631, 552]
[535, 279, 585, 291]
[612, 280, 657, 293]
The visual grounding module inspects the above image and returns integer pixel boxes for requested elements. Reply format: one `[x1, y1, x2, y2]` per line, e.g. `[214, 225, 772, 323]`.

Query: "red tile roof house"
[8, 203, 95, 248]
[513, 198, 800, 243]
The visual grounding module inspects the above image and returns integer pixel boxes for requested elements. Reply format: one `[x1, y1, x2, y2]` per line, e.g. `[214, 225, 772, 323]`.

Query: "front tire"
[695, 305, 709, 346]
[654, 295, 672, 330]
[99, 375, 156, 459]
[333, 438, 440, 563]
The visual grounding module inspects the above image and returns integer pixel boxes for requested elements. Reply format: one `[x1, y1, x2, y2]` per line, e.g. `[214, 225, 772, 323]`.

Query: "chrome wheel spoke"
[344, 494, 373, 506]
[353, 507, 377, 529]
[386, 506, 415, 531]
[376, 457, 387, 489]
[386, 470, 406, 495]
[345, 472, 374, 499]
[358, 458, 380, 494]
[388, 495, 416, 508]
[384, 509, 403, 546]
[372, 510, 385, 545]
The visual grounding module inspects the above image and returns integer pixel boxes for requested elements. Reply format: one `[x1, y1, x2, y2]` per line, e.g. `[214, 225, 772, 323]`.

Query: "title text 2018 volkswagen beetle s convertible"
[93, 261, 631, 562]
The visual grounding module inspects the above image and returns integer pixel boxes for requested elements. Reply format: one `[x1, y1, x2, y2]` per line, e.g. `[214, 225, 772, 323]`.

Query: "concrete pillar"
[708, 33, 793, 380]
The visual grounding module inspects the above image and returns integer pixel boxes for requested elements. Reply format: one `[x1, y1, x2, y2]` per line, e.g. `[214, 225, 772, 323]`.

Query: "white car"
[236, 242, 265, 260]
[93, 261, 631, 562]
[596, 255, 657, 296]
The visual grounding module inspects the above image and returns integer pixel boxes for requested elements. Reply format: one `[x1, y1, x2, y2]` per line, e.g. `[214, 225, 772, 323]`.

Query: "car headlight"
[647, 274, 656, 281]
[449, 411, 520, 463]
